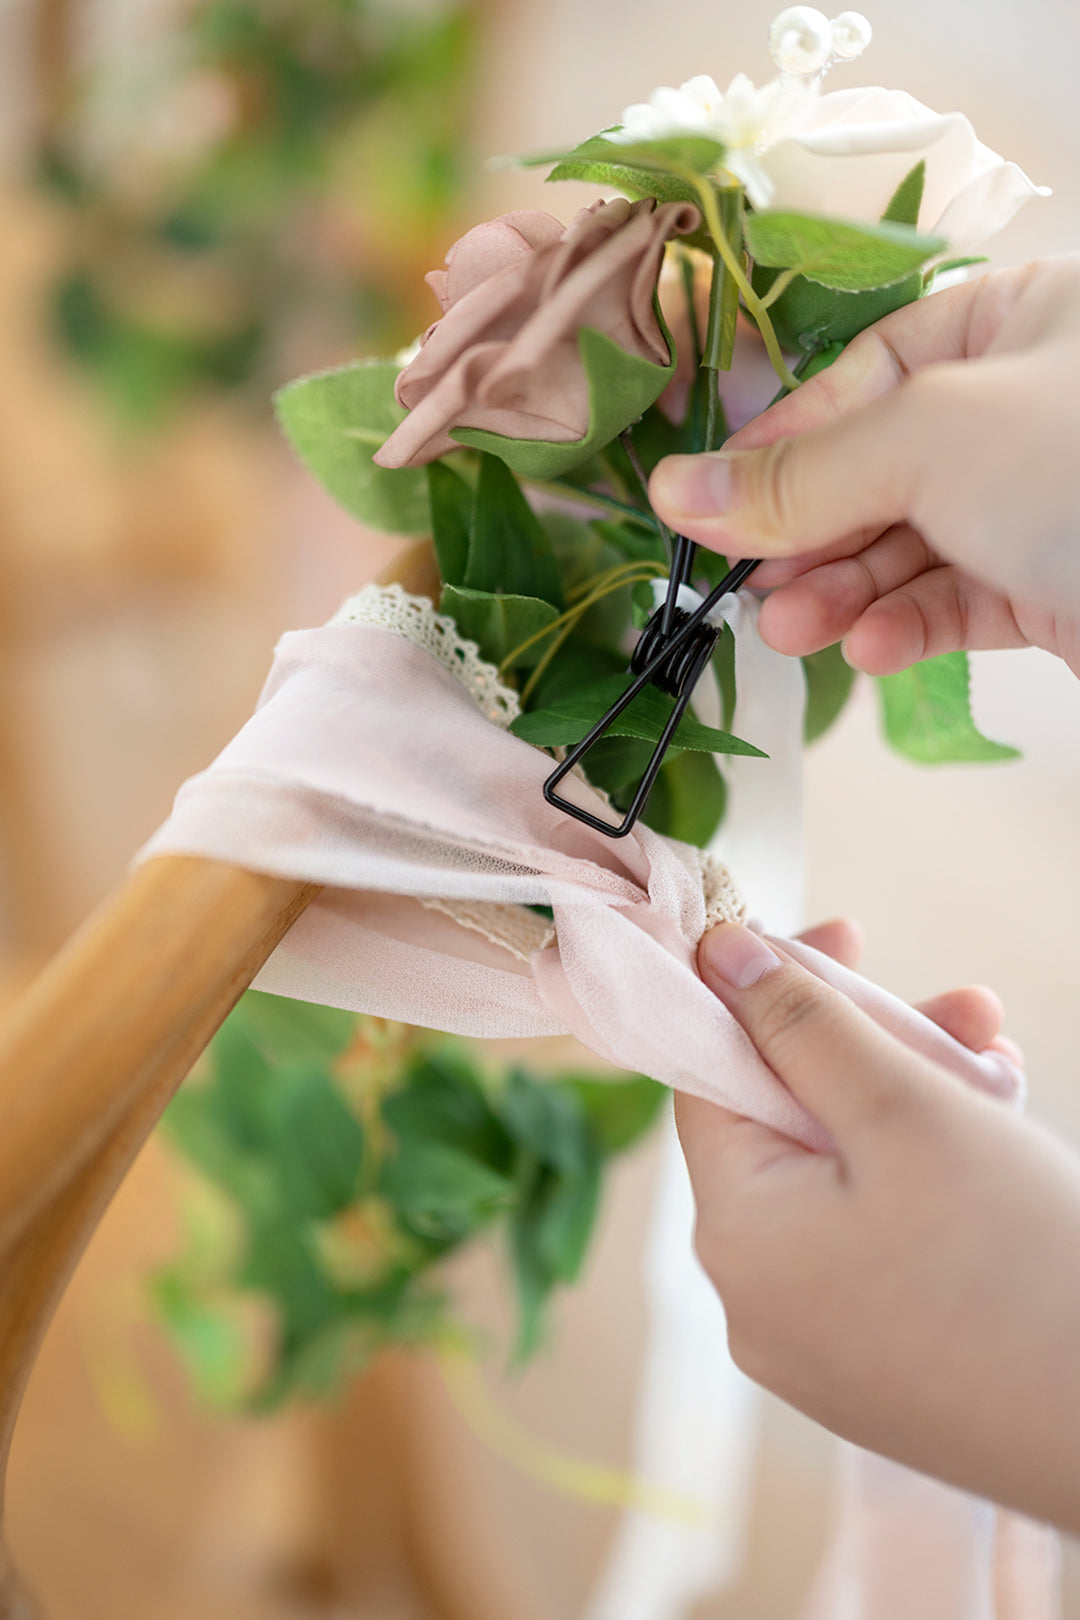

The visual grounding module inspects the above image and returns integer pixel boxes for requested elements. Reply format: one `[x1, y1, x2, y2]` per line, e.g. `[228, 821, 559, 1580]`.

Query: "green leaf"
[451, 323, 677, 481]
[565, 1074, 666, 1156]
[427, 461, 472, 586]
[588, 517, 666, 567]
[243, 1221, 336, 1343]
[212, 1020, 274, 1153]
[274, 361, 430, 536]
[534, 1157, 601, 1283]
[525, 634, 625, 711]
[644, 748, 728, 843]
[235, 990, 357, 1066]
[263, 1066, 365, 1220]
[499, 1070, 590, 1177]
[925, 254, 989, 289]
[745, 210, 946, 291]
[380, 1140, 513, 1240]
[383, 1051, 511, 1172]
[464, 453, 563, 607]
[440, 585, 559, 670]
[572, 734, 654, 802]
[518, 132, 713, 227]
[881, 160, 926, 227]
[510, 674, 767, 757]
[507, 1181, 552, 1362]
[803, 642, 857, 744]
[592, 134, 725, 175]
[151, 1274, 254, 1410]
[751, 264, 925, 351]
[876, 652, 1020, 764]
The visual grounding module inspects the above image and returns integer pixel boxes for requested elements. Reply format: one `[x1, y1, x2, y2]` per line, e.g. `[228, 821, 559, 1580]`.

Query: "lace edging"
[697, 849, 746, 931]
[331, 583, 520, 728]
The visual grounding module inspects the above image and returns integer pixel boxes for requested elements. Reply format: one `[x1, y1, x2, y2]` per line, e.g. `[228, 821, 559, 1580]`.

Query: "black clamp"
[542, 540, 761, 838]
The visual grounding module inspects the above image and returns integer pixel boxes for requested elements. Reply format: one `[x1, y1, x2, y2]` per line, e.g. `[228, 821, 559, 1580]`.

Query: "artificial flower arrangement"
[155, 8, 1048, 1408]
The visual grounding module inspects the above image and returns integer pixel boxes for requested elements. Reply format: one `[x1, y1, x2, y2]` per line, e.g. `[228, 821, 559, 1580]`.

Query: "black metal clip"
[542, 541, 761, 838]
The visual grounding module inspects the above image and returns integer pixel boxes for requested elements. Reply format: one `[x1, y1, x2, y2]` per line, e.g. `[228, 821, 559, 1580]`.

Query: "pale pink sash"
[142, 610, 1058, 1619]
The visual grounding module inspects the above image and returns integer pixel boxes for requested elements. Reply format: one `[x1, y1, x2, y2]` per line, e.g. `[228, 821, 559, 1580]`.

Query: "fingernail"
[700, 924, 781, 990]
[652, 452, 735, 517]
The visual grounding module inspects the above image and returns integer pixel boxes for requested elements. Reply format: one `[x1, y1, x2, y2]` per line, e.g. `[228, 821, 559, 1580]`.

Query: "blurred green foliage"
[154, 991, 665, 1409]
[36, 0, 477, 424]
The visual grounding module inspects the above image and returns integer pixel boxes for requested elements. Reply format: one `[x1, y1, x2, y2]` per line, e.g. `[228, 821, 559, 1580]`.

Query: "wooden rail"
[0, 541, 512, 1617]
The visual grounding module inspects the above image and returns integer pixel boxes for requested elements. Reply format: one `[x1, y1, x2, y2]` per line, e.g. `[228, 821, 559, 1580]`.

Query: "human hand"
[648, 258, 1080, 678]
[678, 919, 1080, 1531]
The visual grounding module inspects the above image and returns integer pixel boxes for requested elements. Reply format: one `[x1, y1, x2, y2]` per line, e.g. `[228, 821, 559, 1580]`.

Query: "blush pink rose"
[374, 196, 701, 469]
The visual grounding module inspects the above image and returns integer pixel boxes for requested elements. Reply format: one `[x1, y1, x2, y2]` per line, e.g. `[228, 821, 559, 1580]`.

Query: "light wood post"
[0, 543, 467, 1614]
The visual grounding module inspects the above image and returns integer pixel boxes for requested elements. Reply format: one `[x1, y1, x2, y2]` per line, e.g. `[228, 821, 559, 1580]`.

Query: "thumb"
[698, 923, 942, 1141]
[648, 378, 937, 563]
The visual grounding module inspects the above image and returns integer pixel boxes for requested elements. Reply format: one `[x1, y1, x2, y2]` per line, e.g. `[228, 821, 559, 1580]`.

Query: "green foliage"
[803, 643, 857, 744]
[751, 267, 925, 352]
[275, 362, 431, 534]
[876, 652, 1020, 764]
[440, 587, 560, 670]
[642, 748, 728, 844]
[463, 454, 564, 606]
[881, 161, 926, 227]
[156, 994, 664, 1404]
[744, 210, 946, 292]
[521, 131, 713, 219]
[510, 675, 767, 758]
[925, 255, 990, 289]
[37, 0, 478, 423]
[451, 322, 679, 480]
[427, 460, 473, 586]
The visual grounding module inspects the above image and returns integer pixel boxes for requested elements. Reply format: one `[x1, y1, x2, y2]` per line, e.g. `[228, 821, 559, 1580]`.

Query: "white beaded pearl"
[769, 7, 834, 76]
[830, 10, 873, 60]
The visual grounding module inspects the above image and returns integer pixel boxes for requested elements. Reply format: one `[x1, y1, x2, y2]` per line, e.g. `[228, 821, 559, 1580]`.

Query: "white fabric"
[587, 596, 801, 1620]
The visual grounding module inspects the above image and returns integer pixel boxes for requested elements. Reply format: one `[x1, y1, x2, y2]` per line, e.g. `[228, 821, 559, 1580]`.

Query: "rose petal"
[931, 161, 1051, 255]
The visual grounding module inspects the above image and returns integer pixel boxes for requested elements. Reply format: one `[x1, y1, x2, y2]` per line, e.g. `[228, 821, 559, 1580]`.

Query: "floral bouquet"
[277, 2, 1042, 829]
[150, 12, 1056, 1618]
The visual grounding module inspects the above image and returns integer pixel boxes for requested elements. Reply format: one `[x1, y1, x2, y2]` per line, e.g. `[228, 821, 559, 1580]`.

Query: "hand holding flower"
[650, 257, 1080, 680]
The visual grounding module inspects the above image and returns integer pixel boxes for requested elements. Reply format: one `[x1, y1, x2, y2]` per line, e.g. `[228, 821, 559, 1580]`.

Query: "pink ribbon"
[142, 615, 1057, 1619]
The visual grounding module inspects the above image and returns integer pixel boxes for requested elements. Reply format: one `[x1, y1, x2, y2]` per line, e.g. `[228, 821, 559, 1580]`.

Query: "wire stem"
[668, 165, 800, 392]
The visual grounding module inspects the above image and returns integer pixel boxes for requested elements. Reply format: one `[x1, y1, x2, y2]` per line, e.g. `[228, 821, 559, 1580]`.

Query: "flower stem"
[678, 247, 703, 371]
[619, 429, 676, 566]
[522, 477, 661, 530]
[670, 164, 800, 393]
[503, 561, 667, 700]
[758, 266, 799, 310]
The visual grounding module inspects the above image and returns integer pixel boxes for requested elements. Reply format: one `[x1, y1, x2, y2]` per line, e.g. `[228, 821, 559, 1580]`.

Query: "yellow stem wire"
[499, 561, 668, 708]
[668, 167, 800, 393]
[439, 1348, 707, 1525]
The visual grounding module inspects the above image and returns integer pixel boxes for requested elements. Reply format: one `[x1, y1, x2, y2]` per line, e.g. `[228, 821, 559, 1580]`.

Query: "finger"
[795, 917, 864, 969]
[647, 276, 998, 563]
[674, 1091, 808, 1198]
[988, 1033, 1026, 1070]
[757, 525, 934, 656]
[843, 566, 1029, 673]
[914, 986, 1005, 1053]
[725, 276, 987, 453]
[697, 923, 948, 1139]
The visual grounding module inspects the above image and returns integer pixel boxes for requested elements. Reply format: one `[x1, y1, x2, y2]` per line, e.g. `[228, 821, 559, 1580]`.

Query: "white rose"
[759, 87, 1049, 255]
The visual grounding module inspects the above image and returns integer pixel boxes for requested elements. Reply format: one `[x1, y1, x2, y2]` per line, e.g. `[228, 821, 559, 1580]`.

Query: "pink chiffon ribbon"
[142, 609, 1057, 1619]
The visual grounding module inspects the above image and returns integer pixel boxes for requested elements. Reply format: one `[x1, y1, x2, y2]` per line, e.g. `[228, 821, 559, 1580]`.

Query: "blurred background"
[1, 0, 1079, 1616]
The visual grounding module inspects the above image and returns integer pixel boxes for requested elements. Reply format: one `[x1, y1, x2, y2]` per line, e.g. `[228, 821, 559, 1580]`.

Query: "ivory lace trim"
[420, 897, 555, 962]
[332, 583, 520, 727]
[332, 583, 744, 953]
[697, 849, 746, 930]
